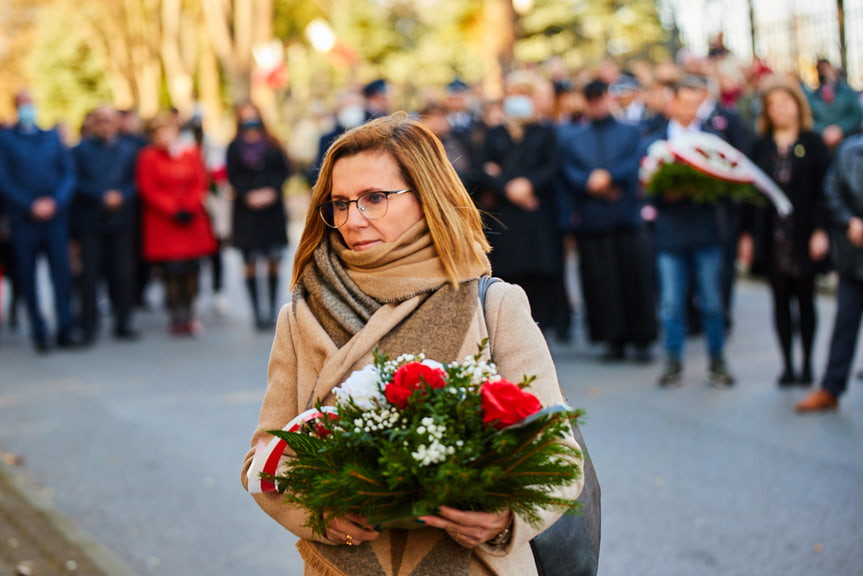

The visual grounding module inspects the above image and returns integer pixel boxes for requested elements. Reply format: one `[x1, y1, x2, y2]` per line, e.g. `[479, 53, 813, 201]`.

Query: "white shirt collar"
[667, 118, 700, 143]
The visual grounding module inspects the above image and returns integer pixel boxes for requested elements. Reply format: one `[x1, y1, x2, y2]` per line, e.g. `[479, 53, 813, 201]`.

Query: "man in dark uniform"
[72, 105, 140, 345]
[445, 78, 476, 135]
[0, 90, 76, 352]
[560, 80, 657, 361]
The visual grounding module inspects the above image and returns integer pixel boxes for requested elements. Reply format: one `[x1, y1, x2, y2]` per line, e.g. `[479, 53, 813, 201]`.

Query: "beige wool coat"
[241, 280, 585, 576]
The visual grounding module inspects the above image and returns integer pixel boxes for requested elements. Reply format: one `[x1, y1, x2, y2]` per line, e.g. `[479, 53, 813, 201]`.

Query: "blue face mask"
[17, 103, 37, 127]
[503, 95, 534, 120]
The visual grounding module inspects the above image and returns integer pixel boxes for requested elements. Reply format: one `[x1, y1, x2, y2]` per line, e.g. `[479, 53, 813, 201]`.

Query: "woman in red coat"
[137, 112, 216, 335]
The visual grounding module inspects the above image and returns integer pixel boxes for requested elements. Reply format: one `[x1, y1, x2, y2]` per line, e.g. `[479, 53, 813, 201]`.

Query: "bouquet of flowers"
[247, 341, 584, 537]
[640, 131, 763, 206]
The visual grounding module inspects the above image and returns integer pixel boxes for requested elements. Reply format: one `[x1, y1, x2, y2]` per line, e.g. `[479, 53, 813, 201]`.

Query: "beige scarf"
[293, 221, 493, 576]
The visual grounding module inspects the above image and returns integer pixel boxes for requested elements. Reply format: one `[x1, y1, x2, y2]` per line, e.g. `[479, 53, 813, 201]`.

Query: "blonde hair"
[145, 111, 178, 136]
[756, 76, 814, 135]
[292, 112, 491, 289]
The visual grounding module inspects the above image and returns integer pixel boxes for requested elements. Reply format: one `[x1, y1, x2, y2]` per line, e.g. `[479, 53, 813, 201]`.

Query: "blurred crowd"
[2, 48, 863, 411]
[0, 96, 292, 346]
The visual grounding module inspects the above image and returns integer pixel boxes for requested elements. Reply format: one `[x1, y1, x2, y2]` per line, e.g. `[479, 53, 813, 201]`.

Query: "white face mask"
[337, 105, 366, 130]
[503, 95, 534, 120]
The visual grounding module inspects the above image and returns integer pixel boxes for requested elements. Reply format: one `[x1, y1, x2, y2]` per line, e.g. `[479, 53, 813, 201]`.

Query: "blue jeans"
[657, 246, 725, 360]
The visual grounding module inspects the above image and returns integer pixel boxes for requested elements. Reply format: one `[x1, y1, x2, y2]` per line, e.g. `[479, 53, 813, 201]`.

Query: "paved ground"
[0, 247, 861, 576]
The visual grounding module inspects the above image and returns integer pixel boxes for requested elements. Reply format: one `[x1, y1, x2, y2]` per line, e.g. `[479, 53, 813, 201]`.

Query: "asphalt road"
[0, 250, 861, 576]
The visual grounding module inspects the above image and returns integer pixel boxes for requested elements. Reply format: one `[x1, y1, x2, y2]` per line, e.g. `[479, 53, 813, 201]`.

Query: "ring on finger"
[345, 534, 353, 546]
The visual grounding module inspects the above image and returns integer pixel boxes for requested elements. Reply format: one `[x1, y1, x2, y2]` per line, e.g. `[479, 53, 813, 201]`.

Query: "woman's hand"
[483, 162, 502, 178]
[246, 187, 278, 209]
[586, 169, 612, 195]
[505, 178, 539, 211]
[418, 506, 513, 550]
[324, 512, 380, 547]
[809, 229, 830, 261]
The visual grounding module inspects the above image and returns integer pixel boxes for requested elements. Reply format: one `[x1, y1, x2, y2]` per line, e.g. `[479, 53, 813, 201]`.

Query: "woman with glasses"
[241, 113, 584, 576]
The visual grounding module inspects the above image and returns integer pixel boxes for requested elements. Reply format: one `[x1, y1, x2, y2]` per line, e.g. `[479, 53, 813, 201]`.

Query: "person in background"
[362, 78, 391, 121]
[117, 109, 148, 152]
[560, 80, 657, 362]
[648, 80, 736, 388]
[226, 101, 291, 331]
[638, 75, 674, 138]
[313, 89, 366, 185]
[136, 112, 216, 336]
[550, 79, 583, 126]
[740, 78, 831, 387]
[71, 105, 140, 345]
[445, 78, 476, 135]
[0, 89, 77, 352]
[420, 101, 478, 194]
[185, 106, 231, 316]
[0, 190, 20, 334]
[117, 108, 151, 309]
[795, 132, 863, 412]
[610, 74, 646, 126]
[807, 59, 863, 152]
[480, 73, 567, 340]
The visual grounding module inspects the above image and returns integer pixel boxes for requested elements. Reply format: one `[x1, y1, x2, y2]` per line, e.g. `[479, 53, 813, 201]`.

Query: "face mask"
[503, 95, 534, 120]
[240, 119, 263, 131]
[17, 103, 37, 126]
[337, 104, 366, 129]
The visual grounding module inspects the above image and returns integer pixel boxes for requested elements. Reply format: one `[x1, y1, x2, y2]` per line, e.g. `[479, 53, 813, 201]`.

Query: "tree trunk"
[197, 15, 224, 135]
[161, 0, 194, 114]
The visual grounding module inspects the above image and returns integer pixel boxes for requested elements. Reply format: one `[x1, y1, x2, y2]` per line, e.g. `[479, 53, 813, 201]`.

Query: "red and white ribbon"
[641, 132, 793, 217]
[247, 407, 338, 494]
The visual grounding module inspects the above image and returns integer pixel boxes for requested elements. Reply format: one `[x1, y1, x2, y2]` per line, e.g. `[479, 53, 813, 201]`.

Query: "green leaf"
[267, 429, 326, 456]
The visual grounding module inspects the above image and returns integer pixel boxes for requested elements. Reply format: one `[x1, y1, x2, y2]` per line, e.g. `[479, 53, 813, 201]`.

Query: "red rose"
[385, 362, 447, 409]
[480, 379, 542, 430]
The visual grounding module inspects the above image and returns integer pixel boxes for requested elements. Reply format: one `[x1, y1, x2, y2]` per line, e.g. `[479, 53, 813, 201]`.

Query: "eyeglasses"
[317, 189, 412, 229]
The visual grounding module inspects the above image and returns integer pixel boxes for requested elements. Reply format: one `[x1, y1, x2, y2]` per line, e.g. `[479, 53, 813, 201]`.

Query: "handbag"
[478, 275, 601, 576]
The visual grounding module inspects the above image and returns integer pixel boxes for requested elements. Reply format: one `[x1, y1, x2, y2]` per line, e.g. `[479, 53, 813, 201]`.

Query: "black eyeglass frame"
[317, 188, 413, 229]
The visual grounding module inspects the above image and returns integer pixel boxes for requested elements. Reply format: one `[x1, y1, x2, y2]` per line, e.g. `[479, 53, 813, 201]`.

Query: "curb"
[0, 457, 137, 576]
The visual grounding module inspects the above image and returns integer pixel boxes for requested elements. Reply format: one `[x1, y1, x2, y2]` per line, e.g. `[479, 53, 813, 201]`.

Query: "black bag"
[478, 276, 601, 576]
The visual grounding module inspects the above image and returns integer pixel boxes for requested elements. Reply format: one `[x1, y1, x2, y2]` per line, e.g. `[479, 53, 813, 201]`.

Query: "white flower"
[411, 437, 451, 467]
[421, 359, 445, 371]
[334, 365, 385, 411]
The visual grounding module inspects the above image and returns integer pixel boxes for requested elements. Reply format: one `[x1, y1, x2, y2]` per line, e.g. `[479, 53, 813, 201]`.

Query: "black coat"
[71, 136, 139, 235]
[226, 138, 290, 252]
[479, 122, 560, 278]
[745, 131, 831, 276]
